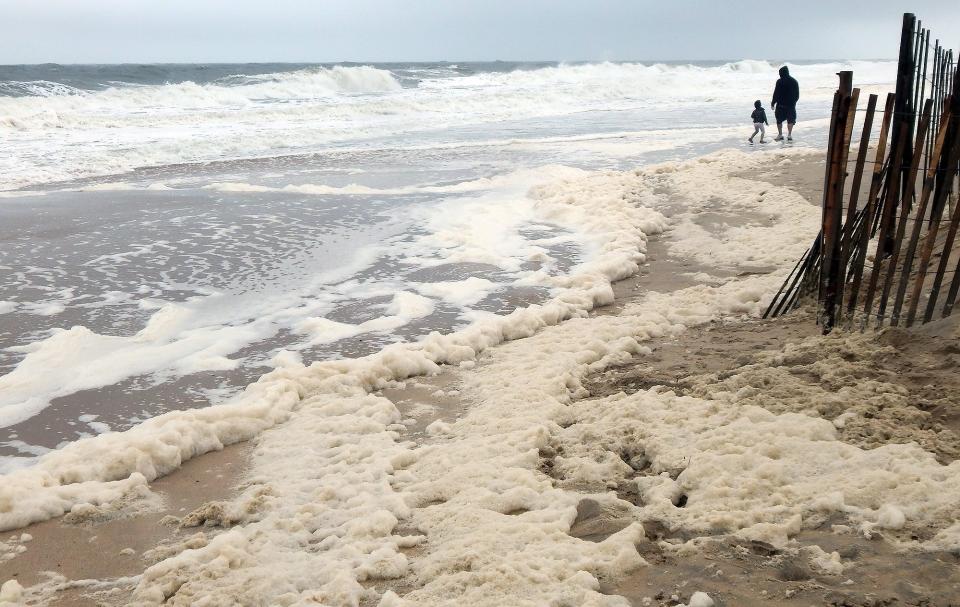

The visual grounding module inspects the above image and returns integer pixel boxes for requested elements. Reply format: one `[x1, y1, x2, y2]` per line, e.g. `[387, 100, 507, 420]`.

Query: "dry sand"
[4, 149, 959, 606]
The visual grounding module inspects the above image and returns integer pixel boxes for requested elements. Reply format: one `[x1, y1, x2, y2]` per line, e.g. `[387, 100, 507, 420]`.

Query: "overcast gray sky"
[2, 0, 959, 64]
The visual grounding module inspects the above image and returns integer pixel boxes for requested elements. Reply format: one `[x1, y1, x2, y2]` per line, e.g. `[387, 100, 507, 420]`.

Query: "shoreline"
[7, 145, 957, 606]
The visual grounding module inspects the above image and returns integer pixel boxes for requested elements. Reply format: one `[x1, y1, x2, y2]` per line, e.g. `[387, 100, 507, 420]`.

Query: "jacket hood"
[779, 66, 790, 77]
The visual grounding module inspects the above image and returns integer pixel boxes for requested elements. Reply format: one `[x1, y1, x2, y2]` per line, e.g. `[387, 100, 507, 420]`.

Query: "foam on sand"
[122, 148, 828, 605]
[0, 146, 670, 532]
[0, 579, 23, 604]
[0, 148, 813, 605]
[12, 148, 954, 607]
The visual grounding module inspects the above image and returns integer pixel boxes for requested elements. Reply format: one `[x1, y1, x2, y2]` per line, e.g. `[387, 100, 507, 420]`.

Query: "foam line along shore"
[1, 146, 853, 606]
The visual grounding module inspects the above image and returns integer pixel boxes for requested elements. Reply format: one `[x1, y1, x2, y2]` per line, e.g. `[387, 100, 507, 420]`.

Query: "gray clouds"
[1, 0, 958, 64]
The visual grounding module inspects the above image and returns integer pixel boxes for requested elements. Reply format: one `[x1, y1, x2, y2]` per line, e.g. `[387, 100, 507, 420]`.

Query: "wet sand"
[0, 442, 249, 605]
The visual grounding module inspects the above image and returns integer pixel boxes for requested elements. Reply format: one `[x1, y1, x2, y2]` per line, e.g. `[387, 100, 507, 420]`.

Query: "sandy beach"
[4, 144, 958, 606]
[7, 3, 960, 605]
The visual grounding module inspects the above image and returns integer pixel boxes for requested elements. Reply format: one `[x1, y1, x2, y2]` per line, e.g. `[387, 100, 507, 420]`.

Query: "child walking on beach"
[749, 100, 768, 144]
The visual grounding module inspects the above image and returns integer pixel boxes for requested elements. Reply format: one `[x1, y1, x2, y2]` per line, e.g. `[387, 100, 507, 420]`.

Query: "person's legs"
[786, 106, 797, 140]
[774, 105, 785, 140]
[749, 124, 760, 142]
[787, 121, 794, 139]
[759, 123, 766, 142]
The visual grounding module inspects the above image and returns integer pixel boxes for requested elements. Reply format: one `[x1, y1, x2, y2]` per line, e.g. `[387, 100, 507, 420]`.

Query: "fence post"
[877, 99, 934, 325]
[924, 62, 960, 322]
[890, 13, 917, 202]
[819, 71, 854, 333]
[846, 92, 896, 324]
[894, 101, 952, 326]
[836, 91, 872, 322]
[863, 122, 909, 329]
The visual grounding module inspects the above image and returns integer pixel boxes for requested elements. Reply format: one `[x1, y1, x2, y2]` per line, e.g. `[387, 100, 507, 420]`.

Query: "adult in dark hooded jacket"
[771, 66, 800, 141]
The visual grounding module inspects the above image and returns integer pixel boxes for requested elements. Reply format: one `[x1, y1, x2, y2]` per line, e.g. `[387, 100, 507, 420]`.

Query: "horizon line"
[0, 57, 898, 68]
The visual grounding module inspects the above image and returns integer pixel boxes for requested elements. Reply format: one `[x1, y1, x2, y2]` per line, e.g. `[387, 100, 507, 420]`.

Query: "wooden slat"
[931, 198, 960, 320]
[938, 50, 949, 132]
[908, 130, 960, 325]
[893, 101, 954, 325]
[838, 93, 876, 322]
[923, 63, 960, 322]
[843, 94, 878, 235]
[763, 248, 807, 319]
[929, 45, 942, 173]
[942, 232, 960, 317]
[913, 23, 925, 119]
[943, 261, 960, 316]
[876, 98, 934, 326]
[862, 122, 909, 329]
[847, 92, 897, 326]
[918, 30, 931, 174]
[770, 248, 809, 318]
[818, 73, 854, 332]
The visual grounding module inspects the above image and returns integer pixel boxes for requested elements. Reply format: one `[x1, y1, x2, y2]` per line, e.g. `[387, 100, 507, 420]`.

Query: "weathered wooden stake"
[877, 99, 934, 326]
[846, 93, 895, 323]
[891, 14, 918, 198]
[819, 72, 853, 333]
[862, 122, 909, 329]
[837, 92, 875, 320]
[893, 101, 953, 325]
[923, 63, 960, 322]
[908, 128, 960, 325]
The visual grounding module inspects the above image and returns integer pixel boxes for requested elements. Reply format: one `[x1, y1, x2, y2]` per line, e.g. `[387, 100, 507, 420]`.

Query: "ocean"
[0, 60, 895, 470]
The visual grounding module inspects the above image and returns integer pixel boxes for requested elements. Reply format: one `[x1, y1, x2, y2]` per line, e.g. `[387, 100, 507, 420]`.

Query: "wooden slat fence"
[764, 12, 960, 333]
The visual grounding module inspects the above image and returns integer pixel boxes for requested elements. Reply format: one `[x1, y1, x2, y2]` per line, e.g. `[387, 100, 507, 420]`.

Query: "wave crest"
[0, 60, 896, 190]
[0, 80, 88, 98]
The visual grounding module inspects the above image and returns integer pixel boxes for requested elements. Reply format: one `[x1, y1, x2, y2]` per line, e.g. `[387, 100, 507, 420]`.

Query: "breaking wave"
[0, 65, 402, 129]
[0, 60, 896, 189]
